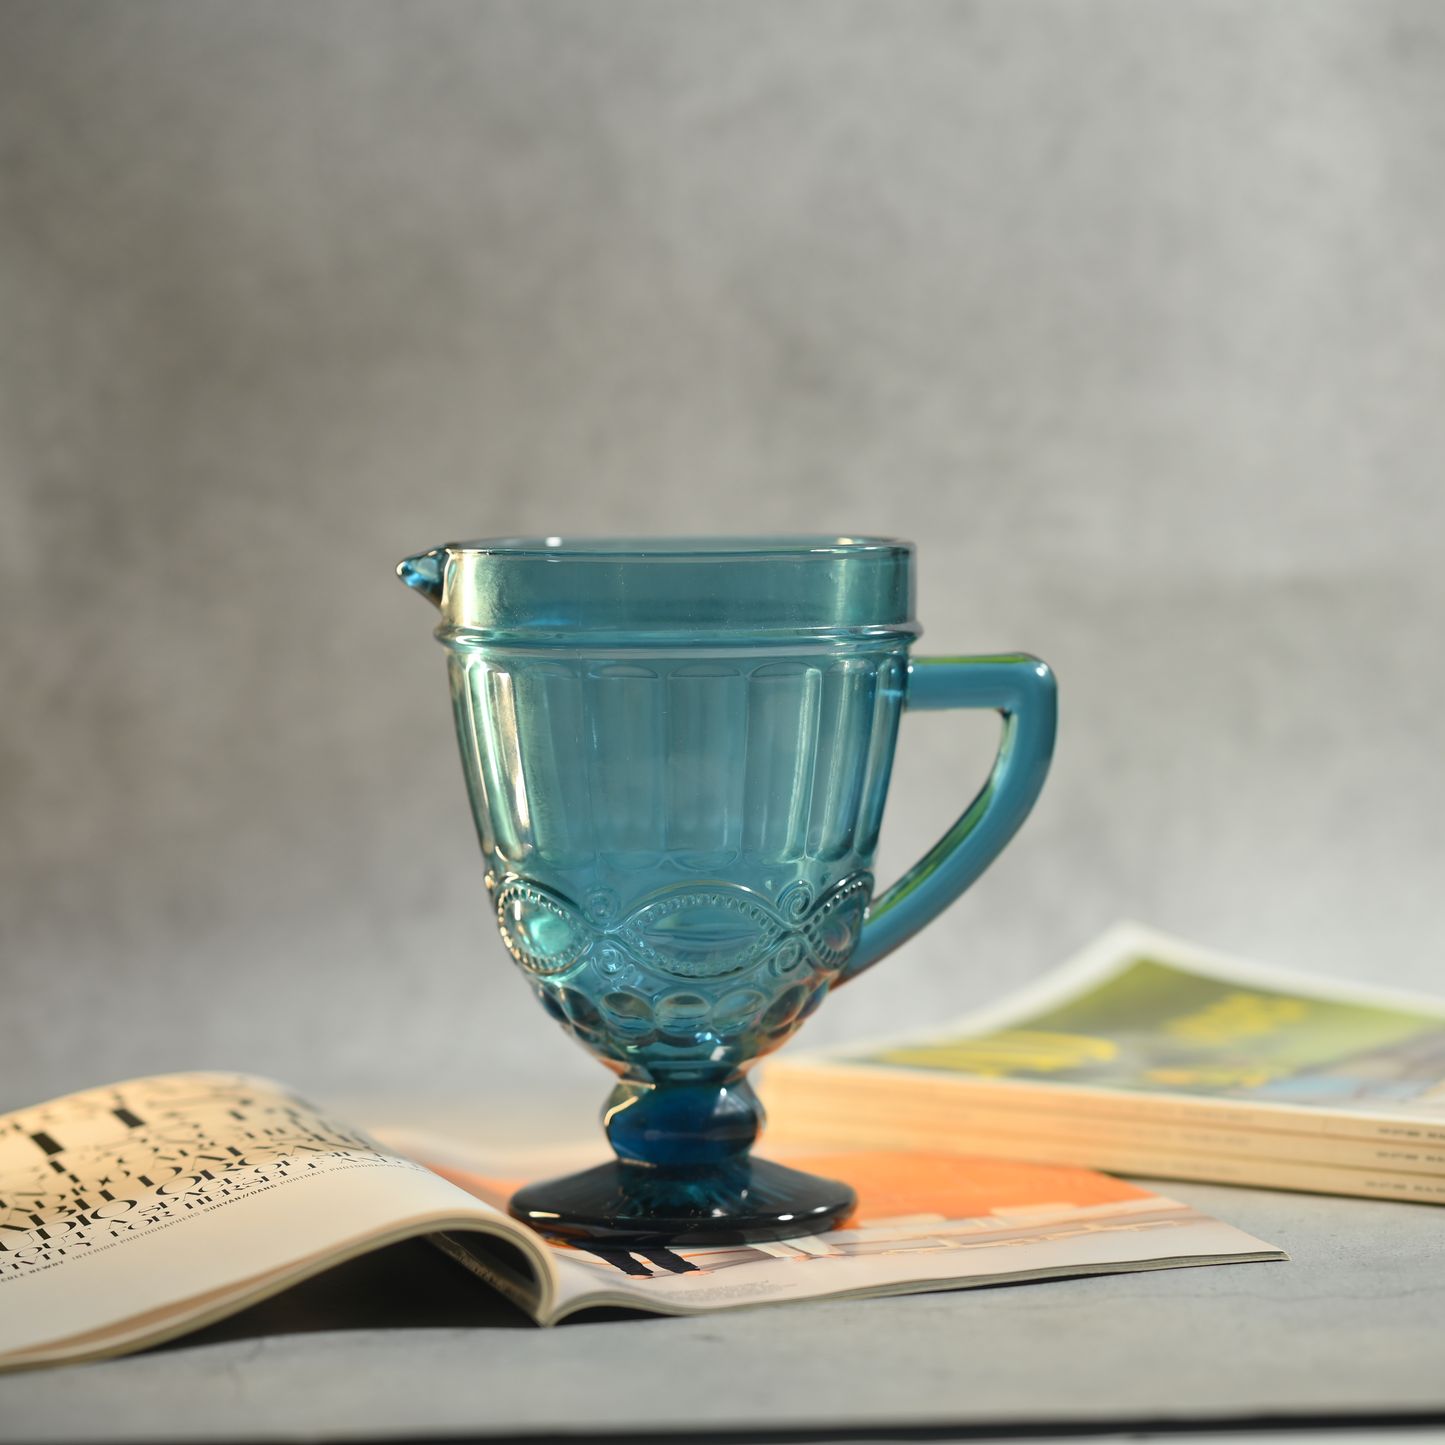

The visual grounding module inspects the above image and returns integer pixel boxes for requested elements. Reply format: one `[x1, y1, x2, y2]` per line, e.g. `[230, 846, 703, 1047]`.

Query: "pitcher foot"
[508, 1157, 856, 1246]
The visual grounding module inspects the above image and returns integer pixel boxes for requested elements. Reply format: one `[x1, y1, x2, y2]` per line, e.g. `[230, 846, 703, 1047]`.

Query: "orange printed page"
[778, 1151, 1151, 1226]
[425, 1152, 1150, 1228]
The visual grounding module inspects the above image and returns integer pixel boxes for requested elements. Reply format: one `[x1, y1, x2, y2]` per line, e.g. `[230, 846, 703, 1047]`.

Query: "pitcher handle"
[839, 654, 1057, 984]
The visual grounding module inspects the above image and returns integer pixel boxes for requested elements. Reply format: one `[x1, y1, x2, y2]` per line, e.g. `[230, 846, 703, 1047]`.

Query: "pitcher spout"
[397, 548, 445, 608]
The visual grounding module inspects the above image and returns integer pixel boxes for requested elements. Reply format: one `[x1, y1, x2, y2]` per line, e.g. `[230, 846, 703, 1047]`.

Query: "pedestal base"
[509, 1156, 856, 1246]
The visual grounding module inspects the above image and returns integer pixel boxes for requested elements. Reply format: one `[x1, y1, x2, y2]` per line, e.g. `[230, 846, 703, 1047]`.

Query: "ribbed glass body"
[446, 637, 908, 1087]
[398, 537, 917, 1136]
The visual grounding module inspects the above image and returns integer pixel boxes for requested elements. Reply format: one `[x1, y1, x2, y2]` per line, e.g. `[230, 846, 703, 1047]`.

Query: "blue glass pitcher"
[399, 536, 1055, 1245]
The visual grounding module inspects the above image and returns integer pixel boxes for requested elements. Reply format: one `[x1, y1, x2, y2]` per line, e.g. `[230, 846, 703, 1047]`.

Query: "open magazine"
[0, 1071, 1284, 1370]
[761, 921, 1445, 1202]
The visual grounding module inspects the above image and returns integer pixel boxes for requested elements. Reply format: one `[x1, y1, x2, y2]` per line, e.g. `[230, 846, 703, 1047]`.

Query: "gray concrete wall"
[2, 0, 1444, 1114]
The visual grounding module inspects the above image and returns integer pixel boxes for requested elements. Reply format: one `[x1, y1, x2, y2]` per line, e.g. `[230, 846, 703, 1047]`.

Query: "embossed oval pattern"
[492, 873, 874, 982]
[625, 895, 778, 978]
[495, 881, 588, 975]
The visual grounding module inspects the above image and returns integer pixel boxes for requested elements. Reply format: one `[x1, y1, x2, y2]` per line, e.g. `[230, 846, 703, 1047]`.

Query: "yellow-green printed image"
[864, 958, 1445, 1111]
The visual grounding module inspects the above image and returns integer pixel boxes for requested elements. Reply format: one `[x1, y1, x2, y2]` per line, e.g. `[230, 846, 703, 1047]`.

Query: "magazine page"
[0, 1074, 553, 1370]
[417, 1145, 1286, 1324]
[787, 922, 1445, 1131]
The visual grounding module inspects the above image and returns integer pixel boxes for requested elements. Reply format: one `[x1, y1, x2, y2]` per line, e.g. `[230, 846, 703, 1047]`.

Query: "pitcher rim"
[436, 535, 912, 557]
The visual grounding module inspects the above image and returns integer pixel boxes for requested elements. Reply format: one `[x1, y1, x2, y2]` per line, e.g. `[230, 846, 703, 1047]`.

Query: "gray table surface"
[2, 1179, 1443, 1444]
